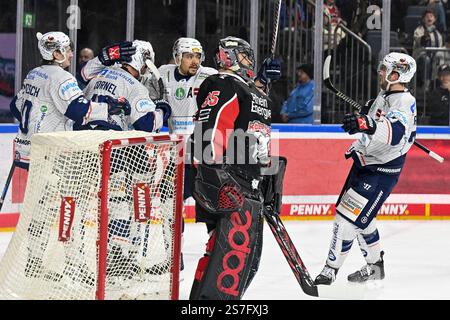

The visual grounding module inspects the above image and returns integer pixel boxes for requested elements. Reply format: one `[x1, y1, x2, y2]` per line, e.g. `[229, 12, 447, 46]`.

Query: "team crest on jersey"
[247, 120, 271, 136]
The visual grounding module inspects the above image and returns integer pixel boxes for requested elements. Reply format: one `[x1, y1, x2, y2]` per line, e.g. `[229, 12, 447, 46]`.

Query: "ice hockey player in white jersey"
[9, 31, 132, 169]
[82, 40, 171, 131]
[314, 52, 417, 285]
[154, 37, 218, 135]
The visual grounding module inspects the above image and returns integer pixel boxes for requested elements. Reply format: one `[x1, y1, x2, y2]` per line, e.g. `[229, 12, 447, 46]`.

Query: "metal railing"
[325, 22, 372, 123]
[413, 47, 450, 125]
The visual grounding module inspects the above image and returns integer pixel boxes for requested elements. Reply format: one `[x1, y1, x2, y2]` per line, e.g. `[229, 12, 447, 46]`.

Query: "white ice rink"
[1, 219, 449, 300]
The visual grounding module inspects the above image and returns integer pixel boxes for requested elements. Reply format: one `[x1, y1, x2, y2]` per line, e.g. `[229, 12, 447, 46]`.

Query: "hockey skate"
[314, 264, 338, 285]
[347, 251, 385, 283]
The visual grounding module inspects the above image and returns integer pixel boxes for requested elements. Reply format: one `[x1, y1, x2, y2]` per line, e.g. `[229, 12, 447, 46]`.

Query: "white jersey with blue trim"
[10, 65, 109, 163]
[83, 66, 162, 132]
[349, 89, 417, 166]
[157, 64, 217, 134]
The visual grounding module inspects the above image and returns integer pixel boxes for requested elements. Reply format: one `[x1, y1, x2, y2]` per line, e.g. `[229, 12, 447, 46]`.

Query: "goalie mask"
[36, 31, 72, 64]
[214, 36, 255, 82]
[378, 52, 416, 88]
[127, 40, 155, 78]
[172, 37, 205, 65]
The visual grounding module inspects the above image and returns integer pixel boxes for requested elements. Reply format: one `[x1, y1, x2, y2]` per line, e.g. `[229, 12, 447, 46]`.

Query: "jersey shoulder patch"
[58, 75, 83, 101]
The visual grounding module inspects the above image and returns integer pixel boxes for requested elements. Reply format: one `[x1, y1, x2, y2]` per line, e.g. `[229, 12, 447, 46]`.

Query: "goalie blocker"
[189, 157, 286, 300]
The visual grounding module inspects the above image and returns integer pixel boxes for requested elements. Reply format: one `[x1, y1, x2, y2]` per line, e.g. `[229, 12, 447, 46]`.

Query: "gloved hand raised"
[255, 57, 282, 86]
[98, 41, 136, 66]
[342, 113, 377, 135]
[104, 96, 131, 116]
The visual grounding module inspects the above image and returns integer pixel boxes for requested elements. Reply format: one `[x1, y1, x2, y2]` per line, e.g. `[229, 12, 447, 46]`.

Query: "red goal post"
[0, 131, 184, 300]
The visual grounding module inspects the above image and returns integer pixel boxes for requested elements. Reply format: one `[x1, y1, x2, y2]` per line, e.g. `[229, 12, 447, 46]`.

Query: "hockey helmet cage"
[172, 37, 205, 65]
[214, 36, 255, 81]
[36, 31, 72, 63]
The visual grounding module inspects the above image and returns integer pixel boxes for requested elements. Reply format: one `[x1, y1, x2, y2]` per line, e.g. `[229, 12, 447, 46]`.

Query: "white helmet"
[172, 37, 204, 65]
[378, 52, 416, 88]
[36, 31, 72, 63]
[127, 40, 155, 75]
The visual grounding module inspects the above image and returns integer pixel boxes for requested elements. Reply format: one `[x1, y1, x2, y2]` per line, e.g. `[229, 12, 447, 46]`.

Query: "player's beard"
[188, 65, 199, 76]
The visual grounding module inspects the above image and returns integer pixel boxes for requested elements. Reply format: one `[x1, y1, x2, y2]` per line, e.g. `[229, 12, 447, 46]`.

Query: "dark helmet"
[214, 36, 255, 81]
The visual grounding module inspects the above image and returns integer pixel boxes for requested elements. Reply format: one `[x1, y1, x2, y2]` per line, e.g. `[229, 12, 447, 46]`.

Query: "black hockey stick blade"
[263, 207, 319, 297]
[323, 55, 445, 163]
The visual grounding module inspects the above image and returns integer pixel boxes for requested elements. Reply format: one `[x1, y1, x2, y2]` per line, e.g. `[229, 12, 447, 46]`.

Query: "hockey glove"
[255, 57, 282, 86]
[154, 99, 172, 123]
[98, 41, 136, 66]
[361, 98, 375, 115]
[105, 96, 131, 116]
[342, 113, 377, 135]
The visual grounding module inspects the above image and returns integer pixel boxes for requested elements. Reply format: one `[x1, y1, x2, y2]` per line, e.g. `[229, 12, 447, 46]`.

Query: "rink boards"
[1, 124, 450, 229]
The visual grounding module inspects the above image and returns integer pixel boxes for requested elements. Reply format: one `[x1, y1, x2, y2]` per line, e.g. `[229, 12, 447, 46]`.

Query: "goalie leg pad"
[189, 198, 264, 300]
[261, 156, 287, 213]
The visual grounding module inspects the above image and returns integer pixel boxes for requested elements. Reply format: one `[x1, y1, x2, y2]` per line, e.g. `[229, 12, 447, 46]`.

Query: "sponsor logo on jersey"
[59, 79, 82, 101]
[40, 105, 48, 113]
[136, 99, 154, 113]
[175, 87, 186, 100]
[59, 197, 76, 242]
[250, 93, 270, 120]
[133, 183, 151, 222]
[247, 120, 271, 136]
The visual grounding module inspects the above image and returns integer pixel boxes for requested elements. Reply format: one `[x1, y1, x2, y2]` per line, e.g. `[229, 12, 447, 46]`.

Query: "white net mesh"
[0, 131, 182, 300]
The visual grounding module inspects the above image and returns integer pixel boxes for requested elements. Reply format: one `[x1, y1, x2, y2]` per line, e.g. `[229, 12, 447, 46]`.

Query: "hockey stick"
[263, 206, 319, 297]
[145, 59, 165, 100]
[0, 161, 15, 212]
[270, 0, 283, 58]
[264, 0, 283, 94]
[323, 55, 445, 163]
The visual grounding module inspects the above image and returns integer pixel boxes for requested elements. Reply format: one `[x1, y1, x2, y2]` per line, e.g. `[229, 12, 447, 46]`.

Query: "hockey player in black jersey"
[188, 36, 282, 300]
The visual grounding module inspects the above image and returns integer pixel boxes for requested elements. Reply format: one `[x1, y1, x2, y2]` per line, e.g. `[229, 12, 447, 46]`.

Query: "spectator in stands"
[76, 47, 94, 89]
[420, 0, 447, 32]
[280, 64, 314, 124]
[323, 0, 346, 53]
[428, 65, 450, 125]
[413, 9, 445, 89]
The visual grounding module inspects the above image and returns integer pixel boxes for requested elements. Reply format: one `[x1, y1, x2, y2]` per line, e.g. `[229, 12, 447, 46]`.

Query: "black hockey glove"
[342, 113, 377, 135]
[361, 98, 375, 115]
[154, 99, 172, 123]
[105, 96, 131, 116]
[98, 41, 136, 66]
[255, 57, 282, 86]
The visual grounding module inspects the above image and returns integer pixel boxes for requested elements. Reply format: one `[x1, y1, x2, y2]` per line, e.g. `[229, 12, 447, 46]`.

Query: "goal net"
[0, 130, 184, 300]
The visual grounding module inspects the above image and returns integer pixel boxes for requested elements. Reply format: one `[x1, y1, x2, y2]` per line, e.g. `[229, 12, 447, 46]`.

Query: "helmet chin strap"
[54, 50, 67, 65]
[385, 72, 400, 91]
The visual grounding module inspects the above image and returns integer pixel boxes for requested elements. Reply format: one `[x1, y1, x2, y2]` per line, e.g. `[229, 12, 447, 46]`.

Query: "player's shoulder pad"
[386, 90, 416, 112]
[197, 66, 218, 78]
[56, 69, 83, 102]
[158, 64, 177, 73]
